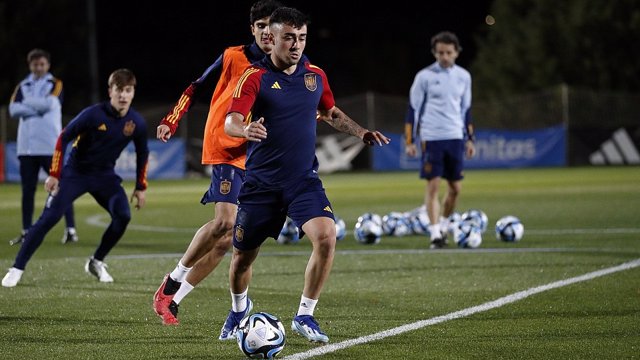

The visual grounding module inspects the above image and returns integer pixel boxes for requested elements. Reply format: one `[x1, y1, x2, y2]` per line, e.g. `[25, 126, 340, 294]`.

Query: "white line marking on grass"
[282, 258, 640, 360]
[86, 214, 195, 233]
[86, 214, 640, 236]
[107, 246, 631, 261]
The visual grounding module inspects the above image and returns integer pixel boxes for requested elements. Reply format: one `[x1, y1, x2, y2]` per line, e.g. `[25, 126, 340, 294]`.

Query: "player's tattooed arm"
[320, 106, 367, 138]
[320, 106, 390, 146]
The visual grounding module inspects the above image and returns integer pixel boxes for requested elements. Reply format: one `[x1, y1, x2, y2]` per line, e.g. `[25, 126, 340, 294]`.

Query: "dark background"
[1, 0, 493, 114]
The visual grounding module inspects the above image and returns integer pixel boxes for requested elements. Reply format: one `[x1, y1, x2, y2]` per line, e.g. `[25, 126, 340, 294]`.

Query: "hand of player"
[362, 130, 390, 146]
[405, 143, 418, 157]
[243, 118, 267, 142]
[130, 190, 146, 210]
[157, 124, 172, 142]
[44, 176, 59, 195]
[465, 140, 476, 159]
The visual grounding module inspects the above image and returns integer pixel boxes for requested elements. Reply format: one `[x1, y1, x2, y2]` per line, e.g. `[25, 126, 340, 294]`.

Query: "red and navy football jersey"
[228, 56, 335, 186]
[50, 102, 149, 190]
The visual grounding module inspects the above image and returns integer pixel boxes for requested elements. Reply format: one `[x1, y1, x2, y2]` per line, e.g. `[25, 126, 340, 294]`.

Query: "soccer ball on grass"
[237, 312, 286, 359]
[495, 215, 524, 242]
[354, 212, 383, 244]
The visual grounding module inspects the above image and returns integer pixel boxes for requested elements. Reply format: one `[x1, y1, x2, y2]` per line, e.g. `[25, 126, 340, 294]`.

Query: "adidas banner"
[3, 139, 186, 182]
[577, 127, 640, 166]
[373, 124, 566, 171]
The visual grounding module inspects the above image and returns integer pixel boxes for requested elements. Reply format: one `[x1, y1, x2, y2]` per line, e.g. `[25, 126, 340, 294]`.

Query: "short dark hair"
[108, 68, 137, 88]
[249, 0, 282, 24]
[27, 48, 50, 63]
[431, 31, 462, 52]
[269, 7, 309, 29]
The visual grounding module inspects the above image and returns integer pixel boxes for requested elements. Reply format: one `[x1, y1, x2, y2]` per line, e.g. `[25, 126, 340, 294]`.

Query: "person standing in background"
[404, 31, 476, 249]
[8, 48, 78, 246]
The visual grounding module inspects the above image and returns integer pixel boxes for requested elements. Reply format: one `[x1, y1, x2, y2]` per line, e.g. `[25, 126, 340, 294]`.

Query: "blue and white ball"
[407, 210, 430, 235]
[461, 209, 489, 233]
[495, 215, 524, 242]
[237, 312, 286, 359]
[277, 217, 300, 244]
[452, 220, 483, 248]
[382, 212, 412, 237]
[354, 213, 383, 244]
[334, 216, 346, 241]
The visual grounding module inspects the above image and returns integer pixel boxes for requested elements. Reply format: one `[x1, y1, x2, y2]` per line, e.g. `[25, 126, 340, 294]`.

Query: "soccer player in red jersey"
[220, 7, 390, 343]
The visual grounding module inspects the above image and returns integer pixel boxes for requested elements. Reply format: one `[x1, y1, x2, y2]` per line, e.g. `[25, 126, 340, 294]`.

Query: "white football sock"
[231, 289, 249, 313]
[173, 280, 194, 304]
[169, 261, 192, 283]
[296, 295, 318, 316]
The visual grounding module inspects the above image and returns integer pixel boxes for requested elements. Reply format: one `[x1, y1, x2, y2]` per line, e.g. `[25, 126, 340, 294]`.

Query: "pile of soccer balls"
[276, 208, 524, 247]
[354, 207, 524, 248]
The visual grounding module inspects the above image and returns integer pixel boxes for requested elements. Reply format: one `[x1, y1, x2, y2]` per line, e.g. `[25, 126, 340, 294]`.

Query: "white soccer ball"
[407, 209, 430, 235]
[334, 216, 346, 241]
[237, 312, 286, 359]
[354, 213, 383, 244]
[495, 215, 524, 242]
[277, 217, 300, 244]
[461, 209, 489, 233]
[452, 220, 483, 248]
[382, 211, 412, 237]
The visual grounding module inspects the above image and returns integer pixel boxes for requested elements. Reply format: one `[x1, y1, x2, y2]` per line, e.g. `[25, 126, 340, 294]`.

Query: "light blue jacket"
[9, 73, 64, 156]
[409, 62, 471, 141]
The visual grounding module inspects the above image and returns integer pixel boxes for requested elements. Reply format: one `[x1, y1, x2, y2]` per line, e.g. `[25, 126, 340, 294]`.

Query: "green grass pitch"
[1, 167, 639, 359]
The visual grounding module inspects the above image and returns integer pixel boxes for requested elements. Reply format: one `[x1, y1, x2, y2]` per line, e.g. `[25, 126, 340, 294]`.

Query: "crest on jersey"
[123, 120, 136, 136]
[220, 180, 231, 195]
[304, 73, 317, 91]
[235, 225, 244, 242]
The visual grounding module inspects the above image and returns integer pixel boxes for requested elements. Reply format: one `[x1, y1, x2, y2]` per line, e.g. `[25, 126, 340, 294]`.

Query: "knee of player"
[211, 217, 235, 234]
[313, 230, 337, 250]
[112, 210, 131, 224]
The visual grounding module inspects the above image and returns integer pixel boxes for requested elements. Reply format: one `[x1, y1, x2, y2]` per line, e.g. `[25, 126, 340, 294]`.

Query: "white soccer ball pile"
[236, 312, 286, 359]
[280, 207, 524, 247]
[495, 215, 524, 242]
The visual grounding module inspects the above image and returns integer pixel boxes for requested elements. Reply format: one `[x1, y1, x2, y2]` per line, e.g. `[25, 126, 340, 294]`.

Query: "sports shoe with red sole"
[153, 274, 179, 325]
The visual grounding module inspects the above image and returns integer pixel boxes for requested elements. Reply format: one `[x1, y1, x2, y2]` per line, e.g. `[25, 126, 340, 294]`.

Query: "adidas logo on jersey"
[589, 128, 640, 165]
[271, 81, 282, 89]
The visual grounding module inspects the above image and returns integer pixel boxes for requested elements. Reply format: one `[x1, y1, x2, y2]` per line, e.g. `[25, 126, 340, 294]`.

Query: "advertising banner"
[3, 139, 185, 182]
[373, 124, 566, 171]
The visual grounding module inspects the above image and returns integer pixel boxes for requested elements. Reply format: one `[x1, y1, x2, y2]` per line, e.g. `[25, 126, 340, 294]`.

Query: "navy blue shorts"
[420, 139, 465, 181]
[200, 164, 245, 205]
[232, 177, 335, 250]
